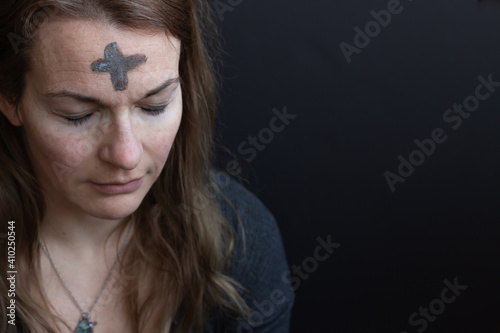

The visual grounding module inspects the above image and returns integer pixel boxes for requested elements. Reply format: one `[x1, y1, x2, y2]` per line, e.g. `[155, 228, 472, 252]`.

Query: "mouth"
[91, 177, 144, 194]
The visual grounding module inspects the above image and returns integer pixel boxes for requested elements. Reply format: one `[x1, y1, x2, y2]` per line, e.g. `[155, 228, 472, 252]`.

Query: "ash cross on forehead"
[91, 42, 147, 91]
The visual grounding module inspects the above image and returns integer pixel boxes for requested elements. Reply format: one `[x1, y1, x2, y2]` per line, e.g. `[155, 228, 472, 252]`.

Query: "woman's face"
[13, 19, 182, 220]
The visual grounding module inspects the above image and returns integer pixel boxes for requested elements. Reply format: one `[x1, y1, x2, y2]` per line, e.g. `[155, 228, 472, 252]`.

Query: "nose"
[98, 112, 143, 170]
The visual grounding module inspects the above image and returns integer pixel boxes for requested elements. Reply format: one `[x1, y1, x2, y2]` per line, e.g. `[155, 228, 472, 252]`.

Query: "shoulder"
[212, 170, 276, 237]
[210, 170, 295, 333]
[211, 170, 285, 271]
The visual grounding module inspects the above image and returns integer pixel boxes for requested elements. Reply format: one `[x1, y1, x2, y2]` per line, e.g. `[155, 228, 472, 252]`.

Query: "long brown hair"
[0, 0, 248, 332]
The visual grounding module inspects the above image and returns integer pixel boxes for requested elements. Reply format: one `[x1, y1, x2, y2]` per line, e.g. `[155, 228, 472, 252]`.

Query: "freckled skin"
[0, 19, 183, 331]
[18, 19, 183, 221]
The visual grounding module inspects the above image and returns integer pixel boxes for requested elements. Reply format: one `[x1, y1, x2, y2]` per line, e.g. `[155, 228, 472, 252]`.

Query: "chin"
[90, 210, 137, 221]
[81, 195, 145, 220]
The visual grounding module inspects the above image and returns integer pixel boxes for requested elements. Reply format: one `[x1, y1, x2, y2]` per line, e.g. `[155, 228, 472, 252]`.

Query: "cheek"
[20, 96, 100, 184]
[24, 122, 95, 183]
[145, 108, 182, 170]
[147, 124, 180, 168]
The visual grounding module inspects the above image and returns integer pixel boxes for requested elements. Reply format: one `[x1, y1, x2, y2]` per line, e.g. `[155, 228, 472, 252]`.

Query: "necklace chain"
[40, 224, 133, 319]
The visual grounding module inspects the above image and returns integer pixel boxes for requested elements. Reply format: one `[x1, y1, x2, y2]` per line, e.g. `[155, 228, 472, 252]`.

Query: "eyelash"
[66, 114, 92, 126]
[141, 105, 168, 116]
[65, 105, 169, 126]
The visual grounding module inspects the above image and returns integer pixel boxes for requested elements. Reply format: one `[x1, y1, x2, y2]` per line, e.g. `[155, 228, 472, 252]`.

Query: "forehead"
[29, 18, 180, 100]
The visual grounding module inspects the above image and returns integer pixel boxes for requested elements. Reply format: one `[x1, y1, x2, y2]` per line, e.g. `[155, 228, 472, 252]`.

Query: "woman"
[0, 0, 294, 332]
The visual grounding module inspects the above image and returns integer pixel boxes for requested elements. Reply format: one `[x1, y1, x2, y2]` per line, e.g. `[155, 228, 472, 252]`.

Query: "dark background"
[213, 1, 500, 332]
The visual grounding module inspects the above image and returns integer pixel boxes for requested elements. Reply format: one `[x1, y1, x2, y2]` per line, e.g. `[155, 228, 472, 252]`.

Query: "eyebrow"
[144, 77, 180, 98]
[44, 77, 180, 104]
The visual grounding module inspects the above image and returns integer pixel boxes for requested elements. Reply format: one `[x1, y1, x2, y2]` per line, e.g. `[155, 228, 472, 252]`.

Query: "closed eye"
[66, 113, 93, 126]
[141, 105, 168, 116]
[64, 104, 168, 126]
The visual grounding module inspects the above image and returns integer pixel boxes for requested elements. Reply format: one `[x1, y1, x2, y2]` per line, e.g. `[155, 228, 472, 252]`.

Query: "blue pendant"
[76, 314, 96, 333]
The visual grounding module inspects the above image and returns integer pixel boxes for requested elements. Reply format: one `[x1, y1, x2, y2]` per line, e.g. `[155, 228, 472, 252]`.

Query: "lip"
[91, 177, 144, 194]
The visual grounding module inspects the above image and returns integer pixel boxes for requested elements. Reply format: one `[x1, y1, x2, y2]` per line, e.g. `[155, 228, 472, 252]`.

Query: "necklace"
[40, 224, 133, 333]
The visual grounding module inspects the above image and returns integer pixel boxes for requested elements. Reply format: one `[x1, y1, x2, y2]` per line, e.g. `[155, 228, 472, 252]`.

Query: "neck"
[40, 200, 132, 259]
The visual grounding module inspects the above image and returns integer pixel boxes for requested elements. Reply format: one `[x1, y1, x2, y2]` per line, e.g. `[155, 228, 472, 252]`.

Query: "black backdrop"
[213, 1, 500, 332]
